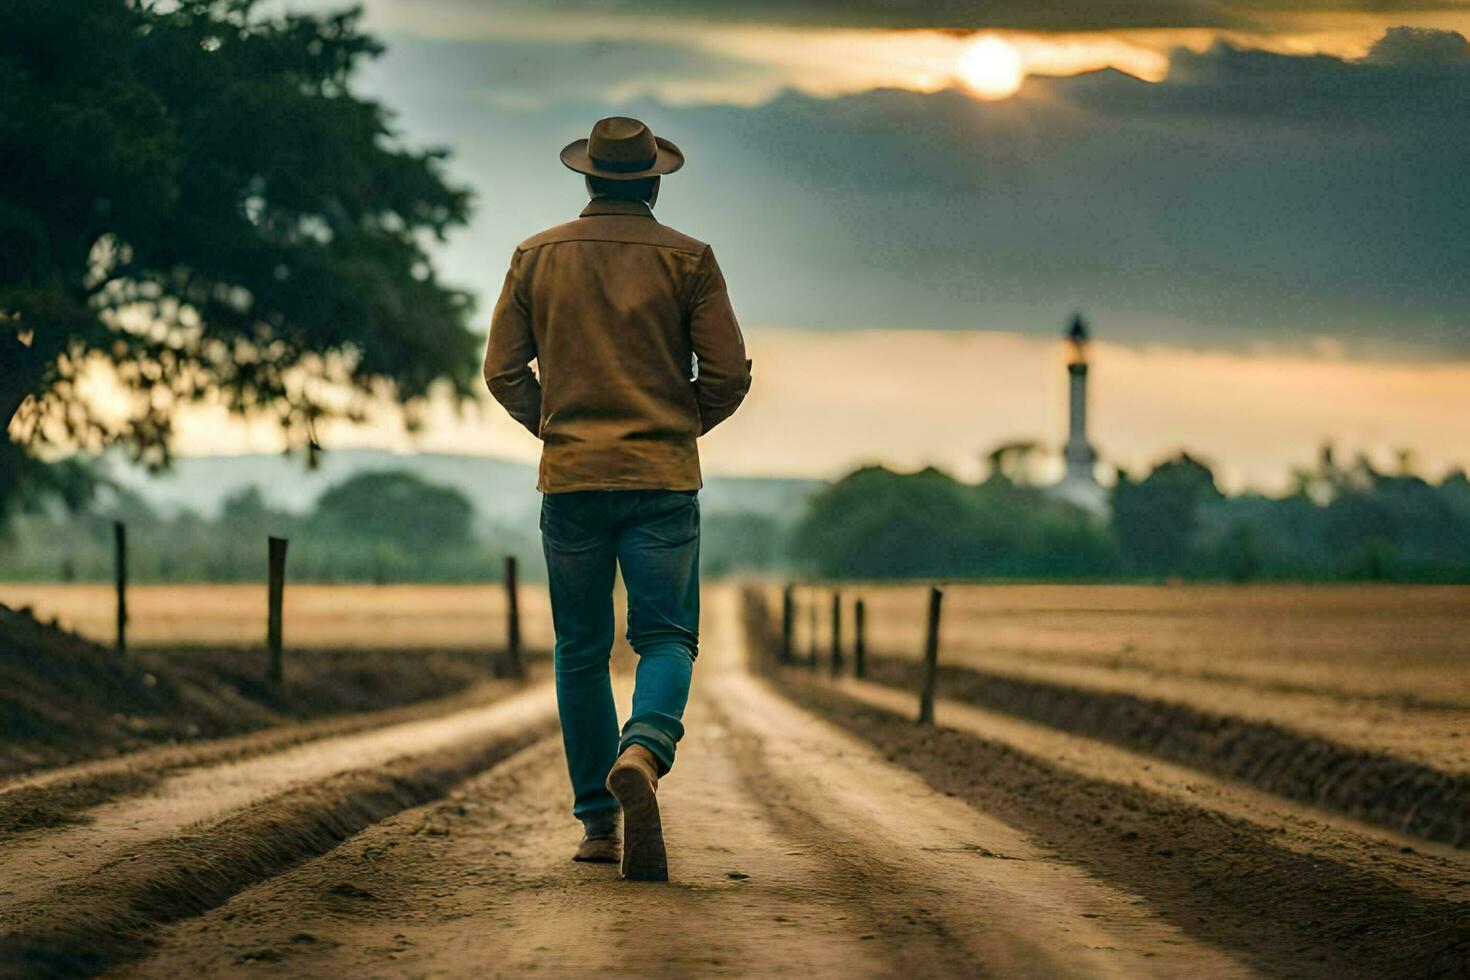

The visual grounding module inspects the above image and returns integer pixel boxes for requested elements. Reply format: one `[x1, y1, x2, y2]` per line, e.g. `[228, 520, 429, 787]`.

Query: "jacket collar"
[580, 196, 656, 219]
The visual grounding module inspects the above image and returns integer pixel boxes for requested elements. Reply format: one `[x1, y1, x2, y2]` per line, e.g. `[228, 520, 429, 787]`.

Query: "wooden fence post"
[113, 521, 127, 653]
[505, 555, 523, 678]
[807, 593, 818, 669]
[780, 583, 794, 664]
[853, 597, 866, 679]
[830, 590, 843, 676]
[267, 536, 288, 685]
[918, 586, 943, 725]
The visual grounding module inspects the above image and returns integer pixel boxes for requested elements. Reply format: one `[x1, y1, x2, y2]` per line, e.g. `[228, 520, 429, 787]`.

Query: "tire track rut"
[111, 588, 1256, 978]
[1, 687, 559, 977]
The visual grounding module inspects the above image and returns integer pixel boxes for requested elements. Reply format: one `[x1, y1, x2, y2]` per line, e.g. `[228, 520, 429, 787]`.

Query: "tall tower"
[1052, 313, 1107, 516]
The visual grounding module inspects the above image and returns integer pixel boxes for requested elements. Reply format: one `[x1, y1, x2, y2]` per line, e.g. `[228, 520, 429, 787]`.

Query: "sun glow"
[956, 35, 1025, 100]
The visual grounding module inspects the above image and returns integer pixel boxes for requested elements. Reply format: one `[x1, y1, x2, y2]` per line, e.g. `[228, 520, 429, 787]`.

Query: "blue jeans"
[540, 489, 700, 824]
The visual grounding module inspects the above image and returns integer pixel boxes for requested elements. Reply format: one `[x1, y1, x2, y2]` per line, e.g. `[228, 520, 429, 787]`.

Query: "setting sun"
[956, 35, 1025, 100]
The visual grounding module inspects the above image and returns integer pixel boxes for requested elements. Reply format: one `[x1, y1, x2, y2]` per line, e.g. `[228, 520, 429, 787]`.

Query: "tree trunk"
[0, 333, 47, 512]
[0, 333, 38, 423]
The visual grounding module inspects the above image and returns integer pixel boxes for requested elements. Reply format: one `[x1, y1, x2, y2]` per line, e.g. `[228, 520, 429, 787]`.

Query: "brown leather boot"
[605, 744, 667, 882]
[573, 833, 621, 863]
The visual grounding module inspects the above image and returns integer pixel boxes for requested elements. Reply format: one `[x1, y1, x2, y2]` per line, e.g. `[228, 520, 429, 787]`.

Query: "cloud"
[351, 29, 1175, 111]
[275, 0, 1470, 105]
[356, 29, 1470, 357]
[455, 0, 1249, 32]
[1365, 23, 1470, 60]
[305, 0, 1470, 34]
[1066, 28, 1469, 121]
[355, 34, 777, 109]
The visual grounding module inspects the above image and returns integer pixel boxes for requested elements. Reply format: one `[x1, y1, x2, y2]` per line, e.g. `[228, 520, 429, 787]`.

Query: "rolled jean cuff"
[620, 716, 684, 775]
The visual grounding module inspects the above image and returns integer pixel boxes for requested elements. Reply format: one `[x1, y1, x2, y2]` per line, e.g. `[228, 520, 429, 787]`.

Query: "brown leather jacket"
[484, 197, 752, 493]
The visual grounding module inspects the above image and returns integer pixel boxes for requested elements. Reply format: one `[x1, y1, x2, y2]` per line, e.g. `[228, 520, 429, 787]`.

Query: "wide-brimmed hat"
[560, 116, 684, 180]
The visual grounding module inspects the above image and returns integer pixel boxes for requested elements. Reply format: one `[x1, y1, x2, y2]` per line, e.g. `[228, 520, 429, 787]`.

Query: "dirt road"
[3, 587, 1464, 977]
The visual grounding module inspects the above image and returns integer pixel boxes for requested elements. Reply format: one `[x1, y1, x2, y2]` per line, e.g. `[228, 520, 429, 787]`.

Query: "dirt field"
[2, 585, 1466, 977]
[817, 583, 1470, 706]
[0, 600, 535, 824]
[772, 583, 1470, 847]
[0, 583, 556, 651]
[780, 582, 1470, 768]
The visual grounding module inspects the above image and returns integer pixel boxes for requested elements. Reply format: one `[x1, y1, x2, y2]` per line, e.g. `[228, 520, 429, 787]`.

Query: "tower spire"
[1051, 313, 1107, 516]
[1067, 311, 1089, 349]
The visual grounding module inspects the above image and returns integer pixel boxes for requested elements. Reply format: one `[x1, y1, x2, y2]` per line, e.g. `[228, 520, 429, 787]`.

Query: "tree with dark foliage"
[792, 464, 1117, 580]
[0, 0, 476, 519]
[311, 470, 474, 552]
[1111, 452, 1223, 573]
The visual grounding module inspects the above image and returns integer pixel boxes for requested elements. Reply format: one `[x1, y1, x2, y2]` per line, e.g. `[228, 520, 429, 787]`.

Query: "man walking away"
[483, 116, 752, 882]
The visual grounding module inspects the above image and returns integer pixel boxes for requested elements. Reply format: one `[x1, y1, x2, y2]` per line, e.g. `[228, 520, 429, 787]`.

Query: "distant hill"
[100, 449, 823, 528]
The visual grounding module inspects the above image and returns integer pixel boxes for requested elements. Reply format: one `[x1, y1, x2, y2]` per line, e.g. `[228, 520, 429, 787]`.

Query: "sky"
[190, 1, 1470, 490]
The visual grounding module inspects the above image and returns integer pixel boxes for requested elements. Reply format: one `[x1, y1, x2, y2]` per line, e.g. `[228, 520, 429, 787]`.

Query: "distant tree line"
[0, 468, 797, 583]
[5, 449, 1467, 584]
[0, 470, 538, 584]
[792, 446, 1470, 583]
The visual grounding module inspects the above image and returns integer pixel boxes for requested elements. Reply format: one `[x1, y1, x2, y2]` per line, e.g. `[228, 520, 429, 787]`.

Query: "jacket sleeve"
[483, 248, 542, 438]
[687, 246, 752, 435]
